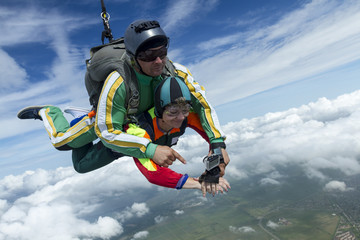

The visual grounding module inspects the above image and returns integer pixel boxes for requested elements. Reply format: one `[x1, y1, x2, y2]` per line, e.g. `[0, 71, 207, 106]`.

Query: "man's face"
[137, 45, 167, 77]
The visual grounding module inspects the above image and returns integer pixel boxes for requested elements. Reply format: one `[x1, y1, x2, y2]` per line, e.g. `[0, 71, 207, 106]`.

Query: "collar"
[134, 70, 162, 86]
[156, 117, 173, 134]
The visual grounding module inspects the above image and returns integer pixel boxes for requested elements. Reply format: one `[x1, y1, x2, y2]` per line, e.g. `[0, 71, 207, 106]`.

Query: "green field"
[132, 200, 339, 240]
[117, 173, 346, 240]
[261, 209, 339, 240]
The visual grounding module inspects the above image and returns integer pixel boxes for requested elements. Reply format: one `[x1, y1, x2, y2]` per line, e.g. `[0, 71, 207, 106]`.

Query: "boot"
[17, 106, 48, 120]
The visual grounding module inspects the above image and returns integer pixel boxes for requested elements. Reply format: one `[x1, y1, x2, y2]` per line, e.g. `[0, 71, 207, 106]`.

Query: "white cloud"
[229, 225, 256, 234]
[0, 204, 123, 240]
[266, 220, 279, 229]
[220, 90, 360, 180]
[131, 203, 150, 218]
[162, 0, 219, 32]
[0, 6, 88, 47]
[175, 210, 184, 215]
[267, 171, 283, 179]
[0, 200, 8, 217]
[154, 215, 168, 224]
[131, 231, 149, 240]
[197, 33, 242, 51]
[259, 178, 280, 186]
[0, 49, 28, 91]
[0, 5, 91, 149]
[0, 159, 153, 240]
[169, 89, 360, 184]
[324, 180, 353, 192]
[114, 202, 150, 223]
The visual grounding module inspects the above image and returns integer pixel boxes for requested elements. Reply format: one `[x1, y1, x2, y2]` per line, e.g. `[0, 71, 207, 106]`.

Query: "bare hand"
[152, 145, 186, 167]
[201, 177, 230, 197]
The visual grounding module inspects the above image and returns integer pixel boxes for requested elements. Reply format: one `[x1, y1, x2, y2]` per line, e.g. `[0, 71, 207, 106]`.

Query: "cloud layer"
[175, 89, 360, 182]
[2, 89, 360, 238]
[0, 159, 153, 240]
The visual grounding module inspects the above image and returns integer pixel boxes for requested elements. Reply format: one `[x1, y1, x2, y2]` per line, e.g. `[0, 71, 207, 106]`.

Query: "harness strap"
[136, 112, 155, 141]
[117, 55, 140, 117]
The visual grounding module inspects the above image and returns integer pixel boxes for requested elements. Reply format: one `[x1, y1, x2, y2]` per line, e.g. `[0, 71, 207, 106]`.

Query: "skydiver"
[18, 19, 230, 195]
[18, 77, 230, 196]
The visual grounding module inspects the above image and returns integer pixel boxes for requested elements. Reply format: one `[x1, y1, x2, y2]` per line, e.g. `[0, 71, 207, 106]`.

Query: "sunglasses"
[164, 103, 191, 118]
[137, 46, 168, 62]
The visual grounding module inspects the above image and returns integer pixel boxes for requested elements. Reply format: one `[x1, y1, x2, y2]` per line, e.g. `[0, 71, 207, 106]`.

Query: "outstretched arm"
[174, 63, 226, 145]
[133, 157, 187, 189]
[187, 112, 230, 177]
[134, 156, 230, 196]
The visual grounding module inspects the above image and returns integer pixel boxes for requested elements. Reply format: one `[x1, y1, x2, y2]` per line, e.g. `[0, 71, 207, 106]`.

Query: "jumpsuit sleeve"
[94, 71, 152, 159]
[134, 157, 187, 189]
[186, 112, 210, 144]
[124, 122, 187, 189]
[173, 63, 226, 145]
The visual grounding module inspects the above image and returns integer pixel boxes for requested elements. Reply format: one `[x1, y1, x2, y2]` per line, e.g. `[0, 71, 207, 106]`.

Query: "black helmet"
[124, 20, 168, 57]
[154, 77, 192, 118]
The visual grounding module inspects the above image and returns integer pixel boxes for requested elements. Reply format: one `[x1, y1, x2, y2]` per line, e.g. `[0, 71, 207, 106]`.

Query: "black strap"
[199, 167, 220, 184]
[121, 60, 140, 116]
[136, 112, 155, 141]
[211, 142, 226, 150]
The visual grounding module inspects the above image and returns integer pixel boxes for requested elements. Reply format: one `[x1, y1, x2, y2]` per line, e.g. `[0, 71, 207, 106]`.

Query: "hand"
[152, 145, 186, 167]
[201, 177, 230, 197]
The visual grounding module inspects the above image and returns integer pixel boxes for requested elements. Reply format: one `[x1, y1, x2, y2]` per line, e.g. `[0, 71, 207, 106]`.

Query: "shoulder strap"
[136, 111, 155, 141]
[116, 55, 140, 117]
[162, 59, 177, 78]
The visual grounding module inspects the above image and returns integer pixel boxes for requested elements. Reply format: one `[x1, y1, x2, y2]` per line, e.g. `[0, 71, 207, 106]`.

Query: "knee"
[73, 165, 89, 174]
[55, 144, 73, 151]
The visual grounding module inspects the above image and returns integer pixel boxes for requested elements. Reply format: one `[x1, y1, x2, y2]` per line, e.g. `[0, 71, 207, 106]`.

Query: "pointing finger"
[172, 150, 187, 164]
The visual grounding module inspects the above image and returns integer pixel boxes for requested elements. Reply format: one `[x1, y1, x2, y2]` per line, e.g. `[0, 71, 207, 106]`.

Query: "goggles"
[164, 103, 191, 118]
[137, 45, 168, 62]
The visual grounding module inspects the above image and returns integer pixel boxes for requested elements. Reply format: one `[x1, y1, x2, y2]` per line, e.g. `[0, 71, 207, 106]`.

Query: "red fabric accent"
[133, 158, 183, 188]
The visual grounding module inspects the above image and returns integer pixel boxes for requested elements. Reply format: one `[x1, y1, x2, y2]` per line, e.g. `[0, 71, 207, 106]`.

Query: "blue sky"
[1, 1, 360, 238]
[1, 0, 360, 177]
